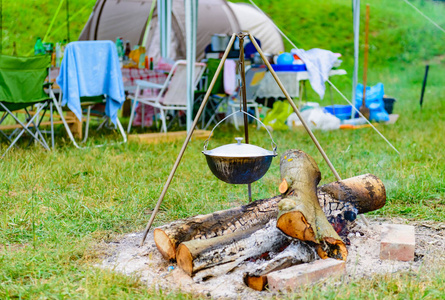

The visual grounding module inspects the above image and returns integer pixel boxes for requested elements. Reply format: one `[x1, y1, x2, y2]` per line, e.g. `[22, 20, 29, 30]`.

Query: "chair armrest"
[135, 80, 165, 90]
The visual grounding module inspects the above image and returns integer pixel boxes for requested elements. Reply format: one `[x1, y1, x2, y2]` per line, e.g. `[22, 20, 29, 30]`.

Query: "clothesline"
[248, 0, 400, 155]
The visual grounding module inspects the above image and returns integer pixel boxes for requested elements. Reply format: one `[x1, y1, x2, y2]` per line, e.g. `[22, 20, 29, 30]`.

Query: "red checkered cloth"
[122, 69, 169, 127]
[121, 68, 167, 89]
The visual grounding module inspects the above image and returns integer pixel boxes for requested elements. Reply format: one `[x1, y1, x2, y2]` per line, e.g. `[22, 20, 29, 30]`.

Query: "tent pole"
[140, 34, 237, 246]
[352, 0, 360, 118]
[141, 0, 157, 46]
[185, 0, 197, 132]
[158, 0, 172, 58]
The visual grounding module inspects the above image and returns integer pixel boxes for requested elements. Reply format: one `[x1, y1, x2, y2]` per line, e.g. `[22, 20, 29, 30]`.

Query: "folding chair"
[55, 41, 127, 148]
[0, 54, 56, 157]
[127, 60, 206, 133]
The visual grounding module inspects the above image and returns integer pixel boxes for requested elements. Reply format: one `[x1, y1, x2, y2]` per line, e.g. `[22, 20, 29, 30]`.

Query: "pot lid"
[203, 137, 276, 158]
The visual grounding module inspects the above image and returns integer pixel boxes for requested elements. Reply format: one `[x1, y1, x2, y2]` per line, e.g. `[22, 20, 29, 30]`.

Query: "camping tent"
[79, 0, 284, 61]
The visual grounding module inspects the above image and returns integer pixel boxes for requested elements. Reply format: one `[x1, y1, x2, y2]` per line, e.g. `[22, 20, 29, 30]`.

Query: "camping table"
[256, 69, 347, 102]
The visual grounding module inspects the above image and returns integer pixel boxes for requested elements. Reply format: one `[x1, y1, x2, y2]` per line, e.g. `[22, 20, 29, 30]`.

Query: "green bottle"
[34, 37, 45, 55]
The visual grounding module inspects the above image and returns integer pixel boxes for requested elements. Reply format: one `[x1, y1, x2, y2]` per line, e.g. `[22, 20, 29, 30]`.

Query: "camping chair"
[127, 60, 206, 133]
[227, 65, 264, 130]
[55, 41, 127, 148]
[0, 54, 57, 157]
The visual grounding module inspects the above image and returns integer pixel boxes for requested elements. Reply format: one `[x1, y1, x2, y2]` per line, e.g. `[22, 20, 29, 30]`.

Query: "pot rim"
[202, 150, 277, 158]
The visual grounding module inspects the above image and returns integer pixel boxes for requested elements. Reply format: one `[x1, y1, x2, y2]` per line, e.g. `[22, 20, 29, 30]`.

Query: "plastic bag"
[263, 101, 293, 131]
[287, 108, 340, 131]
[355, 83, 389, 122]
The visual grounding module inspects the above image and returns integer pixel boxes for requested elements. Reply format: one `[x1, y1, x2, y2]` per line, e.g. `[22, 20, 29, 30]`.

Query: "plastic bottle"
[124, 41, 131, 61]
[34, 37, 46, 55]
[115, 38, 124, 61]
[149, 57, 154, 70]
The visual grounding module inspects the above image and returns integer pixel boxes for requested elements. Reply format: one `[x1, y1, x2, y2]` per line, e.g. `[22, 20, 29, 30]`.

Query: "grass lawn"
[1, 0, 445, 298]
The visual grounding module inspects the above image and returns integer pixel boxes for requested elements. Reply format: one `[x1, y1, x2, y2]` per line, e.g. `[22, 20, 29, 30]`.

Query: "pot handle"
[203, 110, 277, 154]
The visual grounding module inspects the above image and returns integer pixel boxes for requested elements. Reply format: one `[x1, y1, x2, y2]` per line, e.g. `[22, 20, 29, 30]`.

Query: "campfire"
[152, 150, 386, 291]
[137, 33, 387, 292]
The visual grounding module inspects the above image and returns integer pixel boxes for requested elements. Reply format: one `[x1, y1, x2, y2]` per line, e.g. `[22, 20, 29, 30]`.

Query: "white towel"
[291, 48, 338, 99]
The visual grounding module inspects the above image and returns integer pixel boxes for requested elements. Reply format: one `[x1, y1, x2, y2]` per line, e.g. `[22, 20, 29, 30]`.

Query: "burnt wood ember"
[243, 242, 316, 291]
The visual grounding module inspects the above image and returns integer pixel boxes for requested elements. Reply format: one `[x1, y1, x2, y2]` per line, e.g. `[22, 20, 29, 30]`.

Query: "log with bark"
[154, 196, 281, 260]
[176, 220, 297, 277]
[277, 150, 348, 261]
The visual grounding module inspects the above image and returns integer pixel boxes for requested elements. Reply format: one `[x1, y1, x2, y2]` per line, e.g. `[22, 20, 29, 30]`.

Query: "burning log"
[318, 173, 386, 216]
[277, 150, 348, 261]
[318, 173, 386, 236]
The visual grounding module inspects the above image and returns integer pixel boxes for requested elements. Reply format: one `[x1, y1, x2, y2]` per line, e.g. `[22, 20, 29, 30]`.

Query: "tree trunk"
[176, 220, 299, 276]
[277, 150, 348, 261]
[154, 196, 281, 260]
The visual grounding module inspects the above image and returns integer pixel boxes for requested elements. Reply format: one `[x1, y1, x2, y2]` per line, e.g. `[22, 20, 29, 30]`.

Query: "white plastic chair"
[127, 60, 206, 133]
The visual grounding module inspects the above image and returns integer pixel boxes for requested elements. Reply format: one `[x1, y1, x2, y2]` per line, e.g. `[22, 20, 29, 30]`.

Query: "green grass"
[1, 0, 445, 298]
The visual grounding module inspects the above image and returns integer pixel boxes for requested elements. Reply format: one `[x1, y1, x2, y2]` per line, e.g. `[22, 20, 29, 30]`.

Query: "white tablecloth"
[256, 69, 347, 99]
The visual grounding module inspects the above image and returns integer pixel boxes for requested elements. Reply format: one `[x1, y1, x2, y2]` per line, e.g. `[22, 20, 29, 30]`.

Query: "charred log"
[243, 241, 316, 291]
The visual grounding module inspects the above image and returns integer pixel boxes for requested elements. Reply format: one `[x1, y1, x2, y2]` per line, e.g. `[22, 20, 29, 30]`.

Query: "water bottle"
[116, 38, 124, 61]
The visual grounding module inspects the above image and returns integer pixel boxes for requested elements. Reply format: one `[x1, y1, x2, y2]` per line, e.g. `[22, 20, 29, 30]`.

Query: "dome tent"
[79, 0, 284, 61]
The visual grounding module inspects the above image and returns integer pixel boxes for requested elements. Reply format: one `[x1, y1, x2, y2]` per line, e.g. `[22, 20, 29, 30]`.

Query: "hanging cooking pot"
[202, 111, 277, 184]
